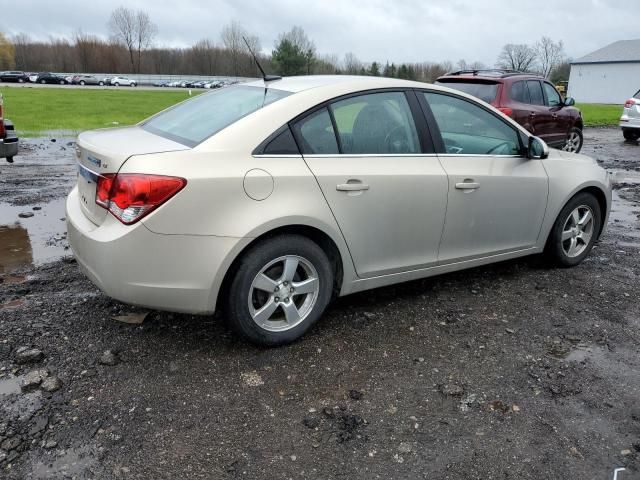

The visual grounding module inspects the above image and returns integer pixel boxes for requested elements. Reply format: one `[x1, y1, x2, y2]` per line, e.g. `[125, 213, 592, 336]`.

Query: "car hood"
[545, 149, 598, 165]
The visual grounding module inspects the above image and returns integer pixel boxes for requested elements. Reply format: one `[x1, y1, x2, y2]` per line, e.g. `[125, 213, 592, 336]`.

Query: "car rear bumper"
[0, 130, 19, 159]
[66, 186, 243, 314]
[620, 114, 640, 129]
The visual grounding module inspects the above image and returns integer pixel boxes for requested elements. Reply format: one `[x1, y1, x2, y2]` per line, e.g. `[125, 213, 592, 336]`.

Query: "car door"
[419, 91, 548, 263]
[542, 81, 569, 145]
[524, 80, 553, 142]
[292, 90, 449, 278]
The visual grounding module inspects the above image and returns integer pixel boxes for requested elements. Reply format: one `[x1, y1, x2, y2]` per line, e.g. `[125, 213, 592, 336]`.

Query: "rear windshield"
[634, 90, 640, 100]
[435, 80, 499, 104]
[142, 85, 291, 146]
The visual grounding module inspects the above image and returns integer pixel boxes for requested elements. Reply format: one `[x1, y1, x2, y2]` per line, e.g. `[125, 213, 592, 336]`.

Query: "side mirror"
[563, 97, 575, 107]
[528, 136, 549, 159]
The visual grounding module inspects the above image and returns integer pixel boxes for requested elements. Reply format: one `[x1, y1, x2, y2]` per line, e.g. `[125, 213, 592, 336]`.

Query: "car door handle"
[529, 112, 537, 117]
[336, 182, 369, 192]
[552, 114, 558, 119]
[455, 182, 480, 190]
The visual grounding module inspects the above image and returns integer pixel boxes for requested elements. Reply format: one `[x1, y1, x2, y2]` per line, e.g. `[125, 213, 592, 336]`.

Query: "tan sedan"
[66, 75, 611, 345]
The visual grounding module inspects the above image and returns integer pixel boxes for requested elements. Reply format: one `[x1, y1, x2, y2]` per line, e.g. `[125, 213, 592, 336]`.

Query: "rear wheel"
[114, 82, 120, 86]
[623, 129, 640, 141]
[99, 81, 104, 86]
[79, 81, 85, 86]
[40, 80, 46, 84]
[6, 156, 14, 163]
[545, 192, 601, 267]
[225, 235, 333, 346]
[562, 127, 583, 153]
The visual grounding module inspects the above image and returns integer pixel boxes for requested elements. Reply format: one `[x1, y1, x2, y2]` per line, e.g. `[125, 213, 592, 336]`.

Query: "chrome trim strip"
[77, 162, 99, 183]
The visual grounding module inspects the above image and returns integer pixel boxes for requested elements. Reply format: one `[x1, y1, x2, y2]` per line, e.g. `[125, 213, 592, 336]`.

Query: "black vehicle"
[36, 73, 68, 85]
[0, 94, 19, 163]
[72, 75, 104, 86]
[0, 71, 29, 83]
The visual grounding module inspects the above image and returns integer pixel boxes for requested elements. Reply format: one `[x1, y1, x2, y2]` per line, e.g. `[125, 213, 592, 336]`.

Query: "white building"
[569, 39, 640, 104]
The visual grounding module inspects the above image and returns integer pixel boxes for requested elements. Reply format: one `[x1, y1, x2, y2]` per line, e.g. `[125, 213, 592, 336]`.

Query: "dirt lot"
[0, 128, 639, 480]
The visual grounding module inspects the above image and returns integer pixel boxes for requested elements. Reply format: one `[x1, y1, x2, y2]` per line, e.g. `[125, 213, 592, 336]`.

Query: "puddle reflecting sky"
[0, 197, 69, 273]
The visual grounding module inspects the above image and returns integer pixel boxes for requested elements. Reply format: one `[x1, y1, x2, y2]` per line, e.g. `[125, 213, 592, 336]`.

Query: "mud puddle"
[0, 197, 69, 273]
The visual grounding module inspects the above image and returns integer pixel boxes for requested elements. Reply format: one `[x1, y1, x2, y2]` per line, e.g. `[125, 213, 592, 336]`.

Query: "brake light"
[95, 173, 186, 225]
[0, 94, 5, 138]
[624, 99, 636, 109]
[498, 107, 514, 118]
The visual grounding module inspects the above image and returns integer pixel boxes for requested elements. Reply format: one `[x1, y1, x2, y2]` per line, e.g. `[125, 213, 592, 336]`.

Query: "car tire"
[6, 156, 14, 163]
[99, 81, 104, 86]
[225, 235, 334, 346]
[18, 78, 24, 83]
[623, 129, 640, 141]
[562, 127, 583, 153]
[40, 80, 46, 84]
[545, 192, 602, 267]
[79, 81, 85, 86]
[114, 82, 119, 87]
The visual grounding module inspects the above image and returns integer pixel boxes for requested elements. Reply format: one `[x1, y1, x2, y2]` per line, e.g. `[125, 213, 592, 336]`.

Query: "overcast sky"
[1, 0, 635, 65]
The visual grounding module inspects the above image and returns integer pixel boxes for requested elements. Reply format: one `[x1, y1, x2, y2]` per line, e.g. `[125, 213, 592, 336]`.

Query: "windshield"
[142, 85, 291, 146]
[435, 81, 499, 104]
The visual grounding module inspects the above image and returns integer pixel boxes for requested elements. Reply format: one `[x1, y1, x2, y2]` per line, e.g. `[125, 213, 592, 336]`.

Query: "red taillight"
[95, 173, 186, 225]
[498, 107, 514, 118]
[624, 99, 636, 109]
[0, 94, 5, 138]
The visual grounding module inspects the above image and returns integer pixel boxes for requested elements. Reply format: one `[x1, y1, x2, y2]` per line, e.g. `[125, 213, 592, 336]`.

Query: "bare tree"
[221, 21, 247, 77]
[497, 44, 537, 72]
[535, 37, 565, 78]
[108, 6, 157, 73]
[343, 52, 362, 75]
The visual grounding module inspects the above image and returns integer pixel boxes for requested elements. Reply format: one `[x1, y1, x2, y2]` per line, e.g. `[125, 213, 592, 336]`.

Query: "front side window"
[330, 92, 420, 154]
[526, 81, 545, 106]
[423, 92, 521, 156]
[542, 82, 562, 107]
[142, 86, 291, 146]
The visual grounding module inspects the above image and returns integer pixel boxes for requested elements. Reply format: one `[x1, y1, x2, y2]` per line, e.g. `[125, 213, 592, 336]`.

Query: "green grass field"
[0, 87, 623, 136]
[576, 103, 622, 127]
[0, 87, 201, 136]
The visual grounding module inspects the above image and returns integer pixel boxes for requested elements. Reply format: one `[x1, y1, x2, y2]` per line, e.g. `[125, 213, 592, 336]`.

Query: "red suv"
[436, 70, 583, 153]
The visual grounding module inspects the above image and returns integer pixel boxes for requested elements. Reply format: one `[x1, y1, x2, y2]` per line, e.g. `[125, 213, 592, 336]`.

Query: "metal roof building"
[569, 39, 640, 104]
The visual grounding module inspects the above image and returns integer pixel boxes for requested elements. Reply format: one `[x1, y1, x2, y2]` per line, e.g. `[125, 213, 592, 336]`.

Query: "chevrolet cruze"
[66, 75, 611, 345]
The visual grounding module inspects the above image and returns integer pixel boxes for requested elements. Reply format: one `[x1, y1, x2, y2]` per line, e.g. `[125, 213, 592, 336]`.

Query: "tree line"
[0, 7, 570, 83]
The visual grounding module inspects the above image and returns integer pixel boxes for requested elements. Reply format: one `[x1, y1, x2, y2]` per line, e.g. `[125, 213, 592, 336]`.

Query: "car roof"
[438, 70, 544, 82]
[244, 75, 428, 93]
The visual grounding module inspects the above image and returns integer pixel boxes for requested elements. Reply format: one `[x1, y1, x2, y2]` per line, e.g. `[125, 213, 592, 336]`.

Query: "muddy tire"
[225, 235, 333, 346]
[545, 192, 602, 267]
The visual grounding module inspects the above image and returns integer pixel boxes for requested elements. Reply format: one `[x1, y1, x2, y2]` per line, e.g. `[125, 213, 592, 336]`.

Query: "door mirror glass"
[563, 97, 576, 107]
[528, 136, 549, 159]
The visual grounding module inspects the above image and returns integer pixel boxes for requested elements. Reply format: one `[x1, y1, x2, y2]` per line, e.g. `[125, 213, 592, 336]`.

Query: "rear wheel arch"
[216, 225, 346, 312]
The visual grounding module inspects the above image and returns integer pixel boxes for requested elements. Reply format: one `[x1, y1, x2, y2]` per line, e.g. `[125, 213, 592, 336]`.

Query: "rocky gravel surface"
[0, 129, 639, 479]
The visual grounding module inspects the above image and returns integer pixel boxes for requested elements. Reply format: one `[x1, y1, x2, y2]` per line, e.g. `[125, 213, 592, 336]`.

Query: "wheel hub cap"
[561, 205, 594, 258]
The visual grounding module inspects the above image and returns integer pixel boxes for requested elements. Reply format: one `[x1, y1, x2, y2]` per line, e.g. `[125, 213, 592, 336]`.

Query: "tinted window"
[542, 82, 562, 107]
[423, 92, 521, 156]
[634, 90, 640, 100]
[330, 92, 420, 154]
[293, 108, 339, 155]
[511, 81, 530, 104]
[526, 81, 544, 106]
[142, 86, 291, 146]
[260, 127, 300, 155]
[435, 81, 499, 104]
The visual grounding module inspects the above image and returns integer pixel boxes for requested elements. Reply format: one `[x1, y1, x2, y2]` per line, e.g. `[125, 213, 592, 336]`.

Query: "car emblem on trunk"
[87, 155, 101, 168]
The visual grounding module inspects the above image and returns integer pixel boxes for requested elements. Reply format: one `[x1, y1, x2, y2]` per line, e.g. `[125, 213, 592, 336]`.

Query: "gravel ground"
[0, 128, 639, 480]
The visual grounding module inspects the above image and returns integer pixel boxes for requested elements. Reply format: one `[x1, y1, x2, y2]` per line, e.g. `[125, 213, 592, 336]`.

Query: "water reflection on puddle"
[0, 197, 69, 273]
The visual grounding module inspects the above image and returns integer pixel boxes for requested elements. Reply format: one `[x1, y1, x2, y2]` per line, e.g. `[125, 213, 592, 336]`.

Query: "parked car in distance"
[110, 76, 137, 87]
[67, 75, 611, 346]
[153, 80, 168, 87]
[204, 81, 222, 89]
[36, 72, 68, 85]
[28, 73, 39, 83]
[0, 71, 30, 83]
[72, 75, 104, 86]
[165, 81, 181, 88]
[436, 70, 584, 153]
[0, 93, 19, 163]
[620, 90, 640, 141]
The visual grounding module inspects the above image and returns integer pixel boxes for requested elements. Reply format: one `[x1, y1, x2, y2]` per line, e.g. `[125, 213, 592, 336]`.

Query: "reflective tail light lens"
[624, 99, 636, 109]
[95, 173, 186, 225]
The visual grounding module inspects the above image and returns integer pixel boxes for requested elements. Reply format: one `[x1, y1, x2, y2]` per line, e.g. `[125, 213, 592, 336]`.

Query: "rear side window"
[330, 92, 420, 154]
[542, 83, 562, 107]
[511, 81, 530, 104]
[293, 108, 339, 155]
[526, 81, 544, 106]
[142, 86, 291, 147]
[434, 81, 499, 104]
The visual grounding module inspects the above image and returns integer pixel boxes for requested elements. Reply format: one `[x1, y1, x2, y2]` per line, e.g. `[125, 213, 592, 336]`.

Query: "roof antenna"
[243, 36, 281, 82]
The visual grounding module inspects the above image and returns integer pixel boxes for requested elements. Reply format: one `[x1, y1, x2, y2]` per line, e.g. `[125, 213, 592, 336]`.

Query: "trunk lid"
[76, 126, 189, 225]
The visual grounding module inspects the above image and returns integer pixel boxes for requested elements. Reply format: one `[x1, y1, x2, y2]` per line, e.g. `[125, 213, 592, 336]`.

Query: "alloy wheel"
[248, 255, 320, 332]
[562, 132, 581, 152]
[561, 205, 594, 257]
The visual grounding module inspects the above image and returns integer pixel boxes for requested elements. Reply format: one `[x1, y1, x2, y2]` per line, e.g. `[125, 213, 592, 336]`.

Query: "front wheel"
[40, 80, 46, 84]
[225, 235, 334, 346]
[562, 127, 583, 153]
[623, 129, 640, 141]
[114, 82, 119, 86]
[79, 81, 85, 86]
[545, 192, 602, 267]
[99, 81, 104, 86]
